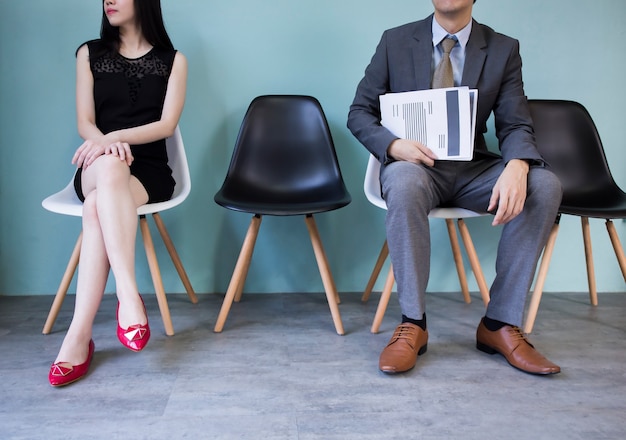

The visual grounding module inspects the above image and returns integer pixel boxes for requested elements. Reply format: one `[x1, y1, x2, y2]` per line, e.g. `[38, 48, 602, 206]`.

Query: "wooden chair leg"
[234, 221, 259, 304]
[581, 217, 598, 306]
[233, 260, 252, 302]
[362, 240, 389, 302]
[214, 215, 262, 333]
[524, 220, 560, 334]
[606, 219, 626, 283]
[151, 213, 198, 304]
[371, 265, 395, 334]
[42, 232, 83, 334]
[139, 216, 174, 336]
[305, 214, 345, 335]
[457, 218, 490, 306]
[445, 219, 471, 303]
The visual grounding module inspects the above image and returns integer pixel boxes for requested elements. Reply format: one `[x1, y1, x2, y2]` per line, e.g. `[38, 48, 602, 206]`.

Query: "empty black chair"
[524, 99, 626, 332]
[214, 95, 351, 334]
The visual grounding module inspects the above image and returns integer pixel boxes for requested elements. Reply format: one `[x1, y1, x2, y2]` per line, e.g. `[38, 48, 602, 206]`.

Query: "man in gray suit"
[348, 0, 562, 375]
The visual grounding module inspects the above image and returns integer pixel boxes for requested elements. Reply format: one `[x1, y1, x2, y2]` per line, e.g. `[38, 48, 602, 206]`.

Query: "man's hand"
[488, 159, 529, 225]
[387, 138, 438, 167]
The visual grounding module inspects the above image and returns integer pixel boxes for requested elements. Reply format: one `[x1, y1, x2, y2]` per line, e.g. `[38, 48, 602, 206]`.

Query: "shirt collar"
[432, 16, 473, 50]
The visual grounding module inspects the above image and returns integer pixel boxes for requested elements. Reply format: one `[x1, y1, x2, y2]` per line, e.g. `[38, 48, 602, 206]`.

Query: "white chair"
[41, 126, 197, 336]
[361, 154, 490, 333]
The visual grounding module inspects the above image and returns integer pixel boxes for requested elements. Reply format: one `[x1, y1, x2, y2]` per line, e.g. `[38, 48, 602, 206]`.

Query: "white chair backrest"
[137, 125, 191, 215]
[363, 154, 387, 210]
[165, 126, 191, 201]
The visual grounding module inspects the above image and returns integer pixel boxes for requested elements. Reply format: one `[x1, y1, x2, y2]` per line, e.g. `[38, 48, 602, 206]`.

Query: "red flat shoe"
[49, 339, 95, 387]
[116, 295, 150, 352]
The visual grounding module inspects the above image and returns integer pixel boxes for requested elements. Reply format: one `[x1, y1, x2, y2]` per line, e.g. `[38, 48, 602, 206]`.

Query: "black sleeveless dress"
[74, 40, 176, 203]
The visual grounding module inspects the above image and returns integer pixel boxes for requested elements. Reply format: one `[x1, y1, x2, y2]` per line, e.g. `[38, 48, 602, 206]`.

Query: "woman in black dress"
[49, 0, 187, 386]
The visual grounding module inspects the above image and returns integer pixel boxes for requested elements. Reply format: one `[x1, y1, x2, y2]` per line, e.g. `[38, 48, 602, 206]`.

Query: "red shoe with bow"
[49, 339, 95, 387]
[116, 295, 150, 352]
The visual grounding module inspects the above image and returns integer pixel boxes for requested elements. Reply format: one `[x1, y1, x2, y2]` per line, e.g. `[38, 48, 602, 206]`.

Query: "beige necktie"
[432, 37, 456, 88]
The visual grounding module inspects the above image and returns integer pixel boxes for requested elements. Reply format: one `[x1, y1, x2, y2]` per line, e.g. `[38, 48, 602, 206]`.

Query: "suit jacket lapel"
[412, 15, 435, 90]
[462, 20, 487, 88]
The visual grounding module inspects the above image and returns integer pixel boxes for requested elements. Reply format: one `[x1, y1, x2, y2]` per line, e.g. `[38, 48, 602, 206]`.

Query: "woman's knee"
[95, 155, 131, 187]
[82, 155, 131, 192]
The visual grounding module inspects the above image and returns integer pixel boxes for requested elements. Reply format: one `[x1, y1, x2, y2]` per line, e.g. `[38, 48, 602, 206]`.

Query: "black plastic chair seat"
[215, 95, 351, 216]
[560, 193, 626, 218]
[214, 194, 351, 216]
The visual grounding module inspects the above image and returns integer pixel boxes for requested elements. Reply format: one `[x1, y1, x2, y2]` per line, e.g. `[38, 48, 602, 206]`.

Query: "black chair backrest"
[528, 99, 623, 208]
[215, 95, 351, 214]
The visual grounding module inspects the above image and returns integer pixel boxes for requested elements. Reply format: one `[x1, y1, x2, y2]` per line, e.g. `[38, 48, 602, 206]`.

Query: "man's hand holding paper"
[387, 138, 437, 167]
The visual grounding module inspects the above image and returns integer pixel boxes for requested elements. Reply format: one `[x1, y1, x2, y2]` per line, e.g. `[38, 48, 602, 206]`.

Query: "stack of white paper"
[380, 86, 478, 161]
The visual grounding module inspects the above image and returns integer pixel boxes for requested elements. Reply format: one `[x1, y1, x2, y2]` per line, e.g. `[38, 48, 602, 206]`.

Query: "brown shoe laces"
[389, 324, 419, 347]
[507, 325, 535, 348]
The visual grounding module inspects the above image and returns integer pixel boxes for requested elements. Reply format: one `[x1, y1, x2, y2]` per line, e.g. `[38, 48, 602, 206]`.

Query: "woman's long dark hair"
[99, 0, 174, 54]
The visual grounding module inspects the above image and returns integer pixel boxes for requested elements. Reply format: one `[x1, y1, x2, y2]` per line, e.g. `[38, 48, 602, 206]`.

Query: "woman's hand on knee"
[105, 141, 133, 166]
[72, 139, 106, 169]
[73, 139, 133, 169]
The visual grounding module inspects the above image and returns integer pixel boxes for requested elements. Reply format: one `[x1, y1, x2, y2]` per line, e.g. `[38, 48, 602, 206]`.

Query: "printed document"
[380, 87, 477, 161]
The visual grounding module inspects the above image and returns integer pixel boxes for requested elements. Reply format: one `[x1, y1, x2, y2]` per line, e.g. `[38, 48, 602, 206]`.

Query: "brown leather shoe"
[379, 323, 428, 374]
[476, 318, 560, 375]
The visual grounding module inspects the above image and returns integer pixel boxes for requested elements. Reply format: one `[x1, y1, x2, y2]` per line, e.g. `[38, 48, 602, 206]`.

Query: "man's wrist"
[508, 158, 530, 173]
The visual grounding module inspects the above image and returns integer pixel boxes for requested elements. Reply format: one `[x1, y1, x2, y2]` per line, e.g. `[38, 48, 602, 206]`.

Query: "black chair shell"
[215, 95, 351, 216]
[529, 100, 626, 217]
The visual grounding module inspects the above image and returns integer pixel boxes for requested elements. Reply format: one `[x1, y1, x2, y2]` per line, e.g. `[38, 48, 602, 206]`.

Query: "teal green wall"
[1, 0, 624, 296]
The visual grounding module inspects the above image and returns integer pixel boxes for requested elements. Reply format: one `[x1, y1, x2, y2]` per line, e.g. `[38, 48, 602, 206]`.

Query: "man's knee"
[529, 168, 562, 208]
[382, 161, 433, 207]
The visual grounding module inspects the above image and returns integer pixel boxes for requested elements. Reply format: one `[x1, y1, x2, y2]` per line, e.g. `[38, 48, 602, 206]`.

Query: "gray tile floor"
[0, 290, 625, 440]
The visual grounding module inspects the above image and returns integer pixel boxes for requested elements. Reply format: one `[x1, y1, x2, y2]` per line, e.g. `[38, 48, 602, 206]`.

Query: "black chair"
[214, 95, 351, 335]
[524, 99, 626, 333]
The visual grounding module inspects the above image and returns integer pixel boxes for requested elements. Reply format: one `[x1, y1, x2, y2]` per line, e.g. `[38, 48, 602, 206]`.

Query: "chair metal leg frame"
[42, 232, 83, 335]
[523, 215, 560, 334]
[364, 219, 490, 334]
[606, 219, 626, 283]
[42, 216, 196, 336]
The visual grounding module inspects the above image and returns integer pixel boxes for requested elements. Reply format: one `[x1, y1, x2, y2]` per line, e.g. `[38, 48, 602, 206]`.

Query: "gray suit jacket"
[347, 15, 543, 165]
